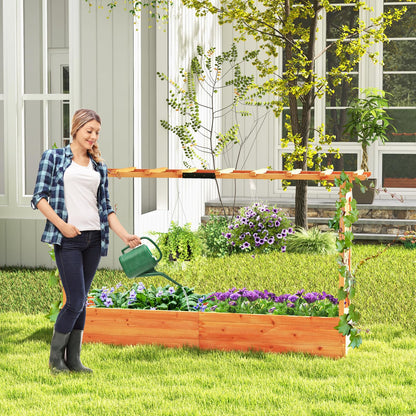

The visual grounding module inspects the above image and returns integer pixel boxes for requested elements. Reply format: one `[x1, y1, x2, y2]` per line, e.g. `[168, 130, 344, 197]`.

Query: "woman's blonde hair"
[71, 109, 103, 163]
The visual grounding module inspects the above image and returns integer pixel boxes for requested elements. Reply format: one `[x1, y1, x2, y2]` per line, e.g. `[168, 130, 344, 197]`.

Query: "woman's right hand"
[60, 223, 81, 238]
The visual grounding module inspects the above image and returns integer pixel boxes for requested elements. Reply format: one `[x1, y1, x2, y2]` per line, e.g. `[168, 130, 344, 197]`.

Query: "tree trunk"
[295, 180, 308, 229]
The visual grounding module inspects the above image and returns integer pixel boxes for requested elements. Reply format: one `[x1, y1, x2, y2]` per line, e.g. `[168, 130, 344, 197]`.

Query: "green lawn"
[1, 245, 416, 415]
[1, 313, 416, 415]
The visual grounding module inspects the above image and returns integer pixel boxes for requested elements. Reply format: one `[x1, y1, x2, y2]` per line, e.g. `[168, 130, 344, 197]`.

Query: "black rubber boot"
[49, 330, 71, 373]
[66, 329, 93, 373]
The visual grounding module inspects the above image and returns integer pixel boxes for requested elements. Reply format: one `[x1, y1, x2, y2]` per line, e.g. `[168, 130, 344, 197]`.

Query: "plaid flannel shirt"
[31, 145, 114, 256]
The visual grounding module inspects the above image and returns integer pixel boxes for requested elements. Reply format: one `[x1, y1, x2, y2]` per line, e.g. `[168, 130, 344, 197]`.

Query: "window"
[275, 2, 416, 195]
[23, 0, 70, 195]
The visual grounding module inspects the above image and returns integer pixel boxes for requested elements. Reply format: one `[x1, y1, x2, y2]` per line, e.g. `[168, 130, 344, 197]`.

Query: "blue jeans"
[54, 231, 101, 333]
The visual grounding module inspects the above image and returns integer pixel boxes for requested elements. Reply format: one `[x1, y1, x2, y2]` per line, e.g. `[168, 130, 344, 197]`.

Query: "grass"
[1, 244, 416, 329]
[1, 313, 416, 415]
[1, 244, 416, 415]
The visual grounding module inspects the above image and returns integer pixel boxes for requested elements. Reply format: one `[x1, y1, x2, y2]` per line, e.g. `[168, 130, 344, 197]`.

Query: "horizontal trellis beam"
[108, 167, 371, 181]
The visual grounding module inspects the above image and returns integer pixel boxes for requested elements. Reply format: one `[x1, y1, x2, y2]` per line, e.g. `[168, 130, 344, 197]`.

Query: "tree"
[179, 0, 407, 227]
[93, 0, 410, 227]
[157, 44, 270, 217]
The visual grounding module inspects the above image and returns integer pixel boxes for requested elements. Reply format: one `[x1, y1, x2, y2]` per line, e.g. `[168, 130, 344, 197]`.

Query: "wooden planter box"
[83, 308, 347, 358]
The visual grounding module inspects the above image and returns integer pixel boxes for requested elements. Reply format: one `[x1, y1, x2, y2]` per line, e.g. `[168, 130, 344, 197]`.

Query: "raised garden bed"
[83, 308, 346, 358]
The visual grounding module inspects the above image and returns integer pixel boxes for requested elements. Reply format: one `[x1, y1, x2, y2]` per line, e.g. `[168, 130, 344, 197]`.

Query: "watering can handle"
[121, 236, 163, 262]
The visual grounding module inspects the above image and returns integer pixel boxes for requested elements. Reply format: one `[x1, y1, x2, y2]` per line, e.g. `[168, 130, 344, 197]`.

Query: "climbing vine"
[329, 172, 362, 349]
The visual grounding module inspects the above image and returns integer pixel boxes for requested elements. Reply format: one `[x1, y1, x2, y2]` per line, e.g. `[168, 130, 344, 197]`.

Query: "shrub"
[223, 203, 294, 253]
[399, 231, 416, 249]
[198, 215, 234, 257]
[155, 222, 202, 261]
[285, 227, 336, 254]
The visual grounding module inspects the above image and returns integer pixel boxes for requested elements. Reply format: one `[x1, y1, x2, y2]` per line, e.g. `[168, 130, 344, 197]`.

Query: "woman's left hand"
[124, 234, 141, 248]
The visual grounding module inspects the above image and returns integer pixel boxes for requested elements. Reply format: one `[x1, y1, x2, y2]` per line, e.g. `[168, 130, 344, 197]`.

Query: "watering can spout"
[119, 237, 183, 287]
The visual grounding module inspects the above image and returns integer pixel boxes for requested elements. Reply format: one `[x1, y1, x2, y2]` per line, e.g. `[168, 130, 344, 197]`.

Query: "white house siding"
[0, 1, 134, 268]
[137, 1, 221, 236]
[220, 24, 279, 202]
[167, 1, 221, 230]
[78, 3, 134, 268]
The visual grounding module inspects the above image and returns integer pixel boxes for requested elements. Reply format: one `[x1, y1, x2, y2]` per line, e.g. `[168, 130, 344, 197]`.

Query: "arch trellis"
[109, 167, 369, 317]
[83, 168, 370, 357]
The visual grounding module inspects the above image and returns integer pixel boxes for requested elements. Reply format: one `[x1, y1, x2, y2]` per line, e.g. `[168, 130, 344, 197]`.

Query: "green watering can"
[119, 236, 182, 287]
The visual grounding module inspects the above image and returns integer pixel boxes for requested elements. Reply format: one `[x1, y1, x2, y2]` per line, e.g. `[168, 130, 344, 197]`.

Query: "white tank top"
[64, 159, 101, 231]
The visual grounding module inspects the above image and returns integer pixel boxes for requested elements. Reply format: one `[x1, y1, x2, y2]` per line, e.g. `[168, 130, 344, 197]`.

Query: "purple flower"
[129, 289, 137, 300]
[230, 293, 241, 301]
[303, 293, 318, 304]
[275, 220, 281, 227]
[269, 307, 276, 313]
[104, 298, 113, 308]
[268, 236, 275, 244]
[224, 232, 232, 239]
[288, 227, 294, 234]
[168, 287, 175, 294]
[229, 301, 237, 306]
[241, 242, 251, 250]
[281, 246, 286, 252]
[156, 290, 163, 297]
[288, 295, 298, 303]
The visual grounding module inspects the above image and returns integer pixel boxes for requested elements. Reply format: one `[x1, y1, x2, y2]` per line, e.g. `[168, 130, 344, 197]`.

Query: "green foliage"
[285, 227, 337, 255]
[155, 221, 202, 261]
[198, 215, 234, 257]
[400, 231, 416, 249]
[200, 289, 339, 317]
[330, 171, 362, 348]
[90, 283, 201, 311]
[344, 88, 395, 171]
[180, 0, 406, 226]
[157, 44, 255, 170]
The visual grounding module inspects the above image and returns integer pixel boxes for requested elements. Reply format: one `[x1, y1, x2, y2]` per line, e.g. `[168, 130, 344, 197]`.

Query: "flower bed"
[83, 284, 346, 358]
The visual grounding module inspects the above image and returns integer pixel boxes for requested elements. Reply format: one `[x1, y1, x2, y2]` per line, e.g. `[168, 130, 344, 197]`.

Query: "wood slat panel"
[84, 308, 199, 347]
[83, 308, 346, 358]
[199, 313, 345, 358]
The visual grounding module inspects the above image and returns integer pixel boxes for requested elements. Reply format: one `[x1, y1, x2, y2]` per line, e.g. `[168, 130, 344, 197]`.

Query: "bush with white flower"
[223, 203, 294, 253]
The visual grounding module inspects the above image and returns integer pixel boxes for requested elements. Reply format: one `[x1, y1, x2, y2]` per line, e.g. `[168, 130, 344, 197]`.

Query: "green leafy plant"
[399, 231, 416, 249]
[198, 215, 234, 257]
[330, 172, 362, 349]
[90, 282, 201, 311]
[197, 288, 338, 317]
[344, 88, 395, 172]
[285, 227, 336, 255]
[155, 222, 202, 261]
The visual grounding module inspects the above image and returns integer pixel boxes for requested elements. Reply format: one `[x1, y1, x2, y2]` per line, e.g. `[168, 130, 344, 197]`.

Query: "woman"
[32, 109, 141, 374]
